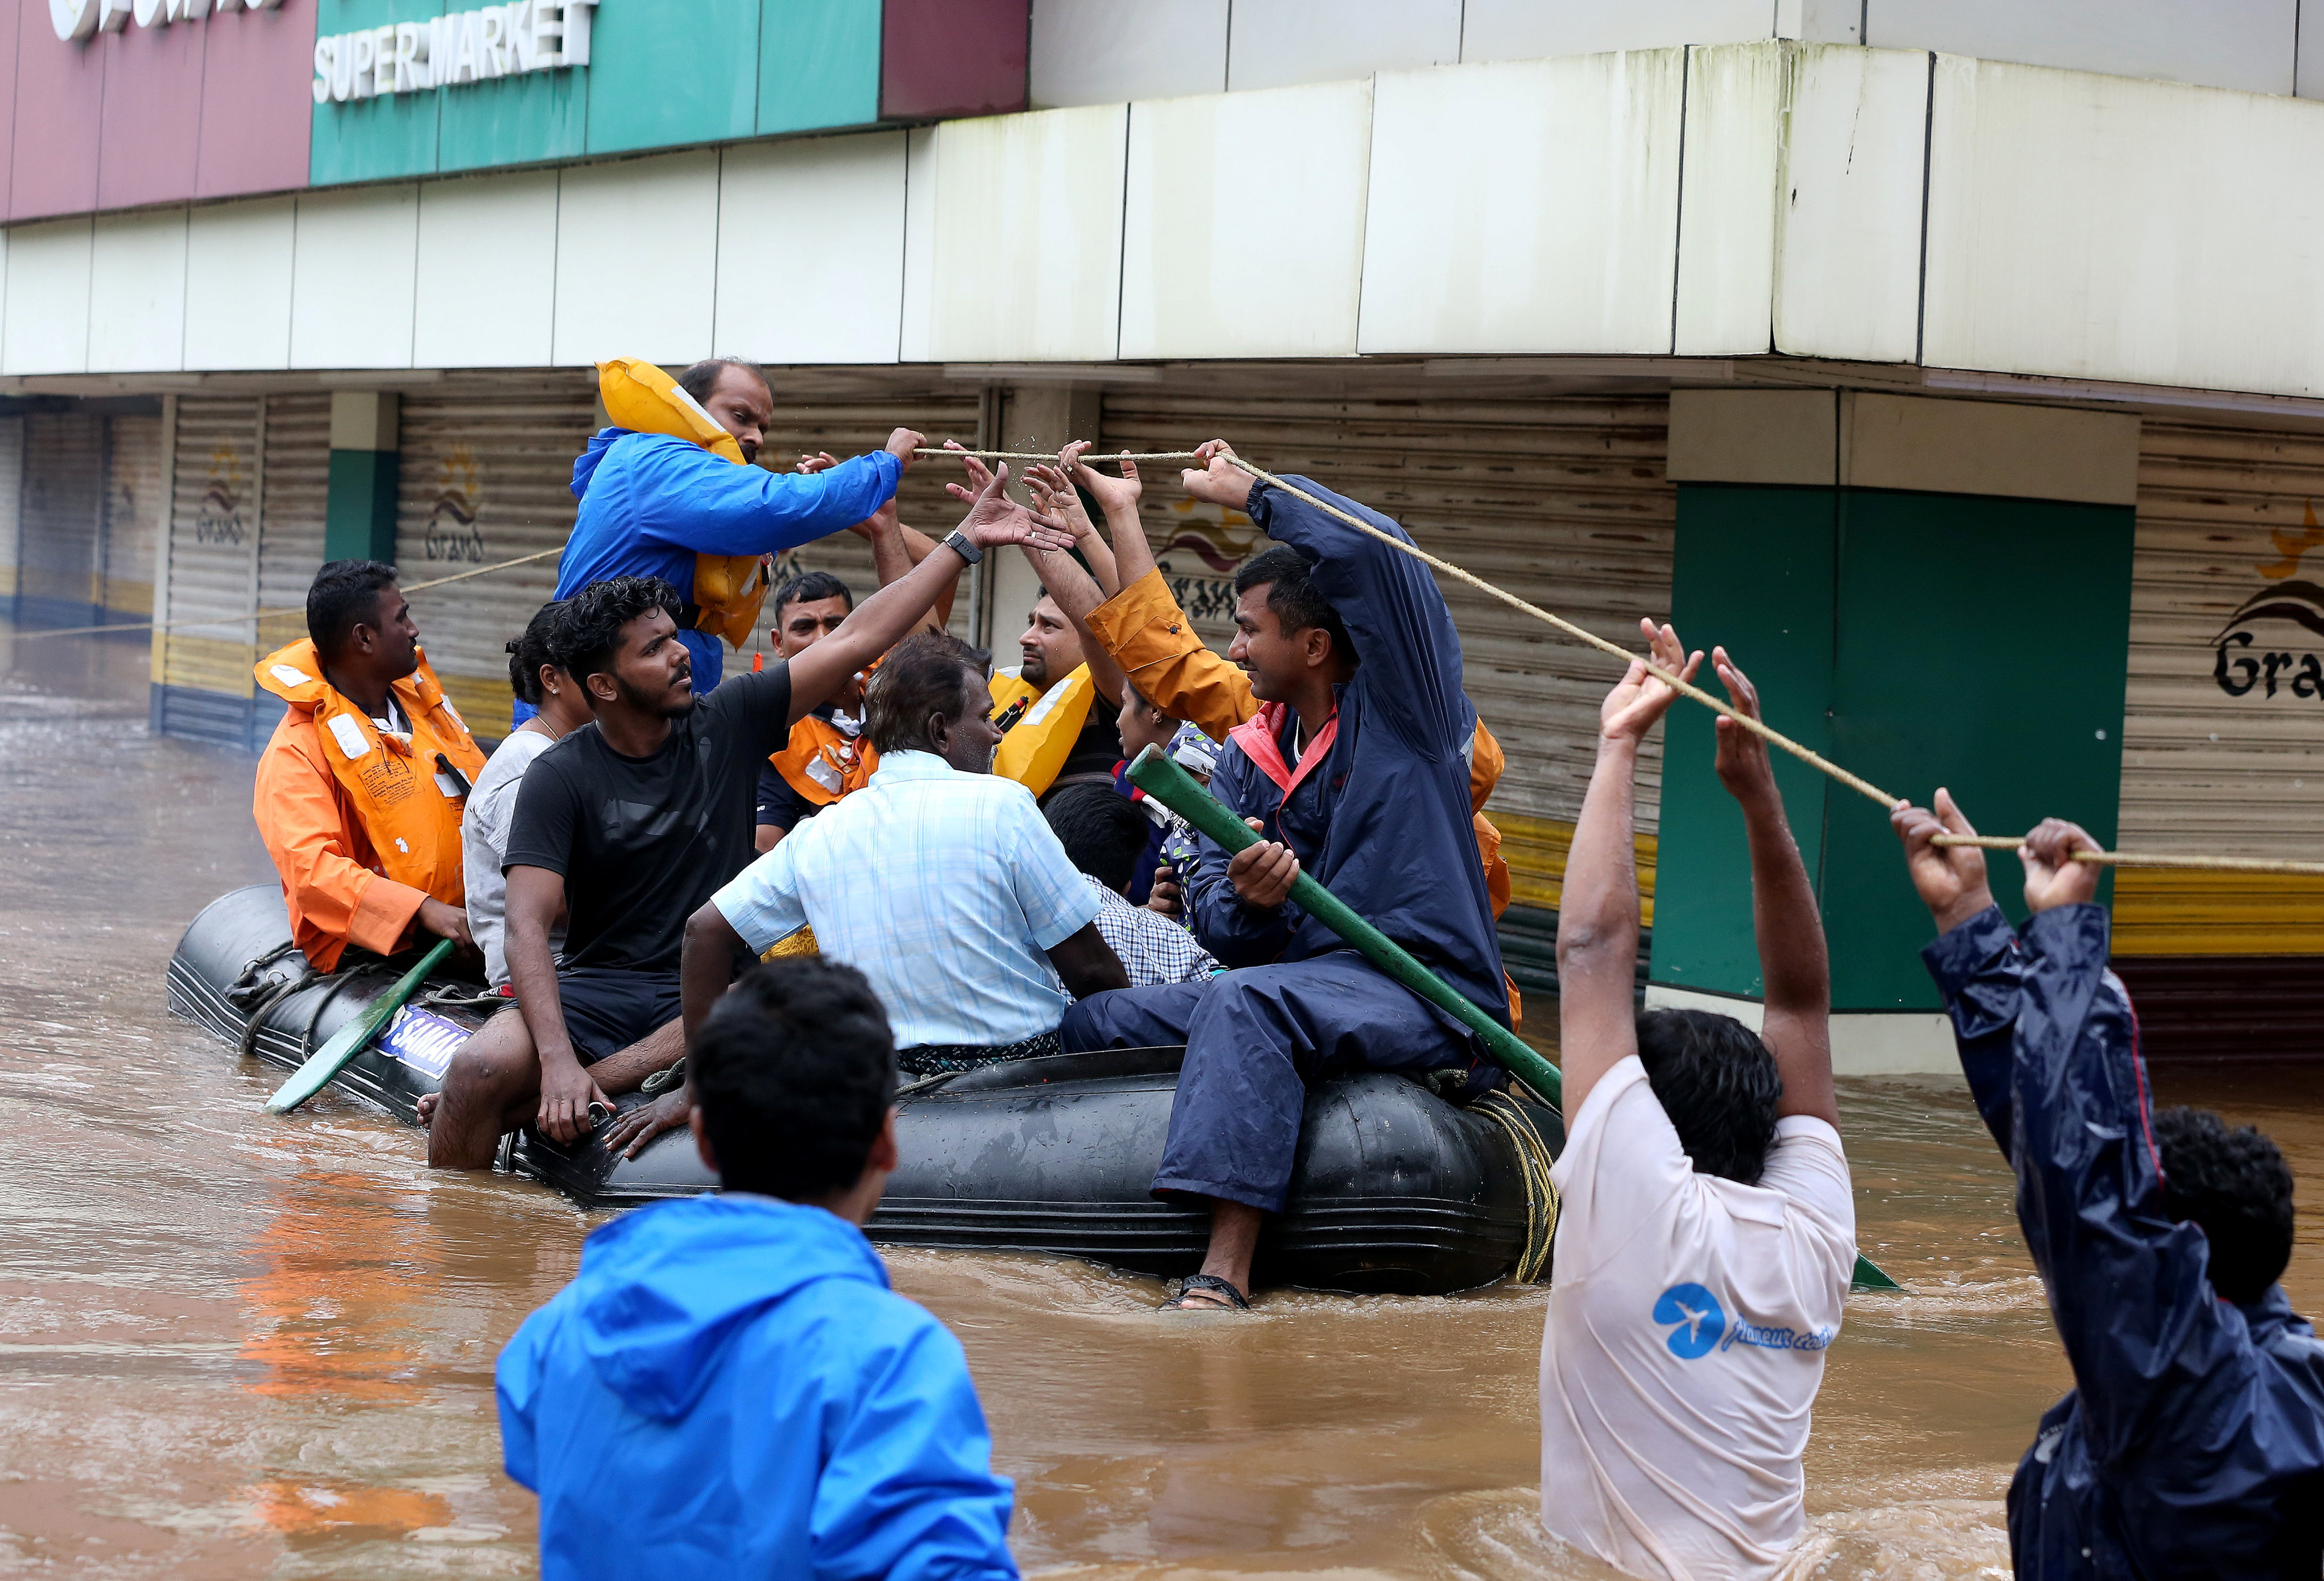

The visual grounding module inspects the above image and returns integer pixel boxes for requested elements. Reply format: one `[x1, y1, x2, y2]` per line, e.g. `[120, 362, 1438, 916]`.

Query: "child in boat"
[1540, 624, 1854, 1581]
[1040, 783, 1219, 987]
[1894, 799, 2324, 1578]
[495, 956, 1020, 1581]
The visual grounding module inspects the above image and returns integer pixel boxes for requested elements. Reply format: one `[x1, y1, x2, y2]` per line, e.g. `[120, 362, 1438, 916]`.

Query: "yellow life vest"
[596, 357, 768, 651]
[770, 712, 880, 808]
[254, 639, 487, 906]
[989, 665, 1099, 798]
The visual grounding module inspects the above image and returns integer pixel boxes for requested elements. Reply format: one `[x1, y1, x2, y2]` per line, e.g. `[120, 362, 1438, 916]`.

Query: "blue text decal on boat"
[380, 1007, 468, 1080]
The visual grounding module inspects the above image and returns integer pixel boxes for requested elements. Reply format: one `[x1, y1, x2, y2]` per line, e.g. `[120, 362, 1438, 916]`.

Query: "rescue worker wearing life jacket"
[754, 501, 963, 853]
[252, 560, 487, 971]
[550, 355, 924, 714]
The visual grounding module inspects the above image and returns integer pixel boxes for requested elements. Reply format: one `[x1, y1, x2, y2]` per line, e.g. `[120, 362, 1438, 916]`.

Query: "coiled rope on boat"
[1470, 1088, 1559, 1286]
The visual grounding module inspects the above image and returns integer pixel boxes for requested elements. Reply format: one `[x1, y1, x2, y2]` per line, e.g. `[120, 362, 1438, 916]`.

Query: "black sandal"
[1162, 1273, 1251, 1311]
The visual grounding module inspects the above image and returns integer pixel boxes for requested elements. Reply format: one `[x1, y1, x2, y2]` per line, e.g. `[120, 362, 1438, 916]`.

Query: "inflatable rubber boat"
[171, 885, 1564, 1295]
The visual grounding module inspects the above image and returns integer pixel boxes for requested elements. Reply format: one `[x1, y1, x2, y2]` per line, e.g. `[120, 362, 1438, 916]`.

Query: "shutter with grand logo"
[255, 394, 333, 657]
[102, 414, 166, 618]
[157, 398, 264, 744]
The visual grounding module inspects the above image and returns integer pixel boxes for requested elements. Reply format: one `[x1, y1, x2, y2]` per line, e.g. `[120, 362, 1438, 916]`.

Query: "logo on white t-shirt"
[1653, 1282, 1724, 1359]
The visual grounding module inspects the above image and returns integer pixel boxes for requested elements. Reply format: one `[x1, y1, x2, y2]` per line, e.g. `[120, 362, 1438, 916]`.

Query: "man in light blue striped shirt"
[683, 633, 1129, 1076]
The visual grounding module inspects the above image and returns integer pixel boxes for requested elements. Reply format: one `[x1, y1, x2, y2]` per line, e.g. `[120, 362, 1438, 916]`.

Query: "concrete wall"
[10, 41, 2324, 404]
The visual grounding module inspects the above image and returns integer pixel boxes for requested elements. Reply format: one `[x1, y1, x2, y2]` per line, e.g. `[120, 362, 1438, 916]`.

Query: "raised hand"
[1710, 645, 1776, 802]
[1179, 439, 1253, 512]
[1890, 788, 1995, 934]
[1025, 463, 1098, 541]
[941, 440, 997, 505]
[884, 427, 926, 471]
[955, 461, 1078, 554]
[847, 495, 900, 541]
[1599, 620, 1702, 744]
[2021, 817, 2104, 914]
[1063, 440, 1143, 518]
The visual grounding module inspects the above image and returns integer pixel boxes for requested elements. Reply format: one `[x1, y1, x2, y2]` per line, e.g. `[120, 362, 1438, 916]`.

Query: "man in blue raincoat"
[1060, 442, 1509, 1311]
[496, 956, 1018, 1581]
[1894, 796, 2324, 1578]
[554, 357, 922, 700]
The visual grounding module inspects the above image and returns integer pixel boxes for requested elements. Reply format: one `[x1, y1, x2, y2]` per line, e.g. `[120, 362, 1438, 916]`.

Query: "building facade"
[4, 0, 2323, 1066]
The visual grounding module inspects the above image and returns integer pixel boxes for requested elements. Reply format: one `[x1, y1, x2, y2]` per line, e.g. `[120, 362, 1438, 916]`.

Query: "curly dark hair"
[693, 957, 896, 1200]
[546, 576, 683, 686]
[1634, 1009, 1785, 1185]
[863, 631, 991, 754]
[1234, 545, 1353, 667]
[2155, 1106, 2295, 1304]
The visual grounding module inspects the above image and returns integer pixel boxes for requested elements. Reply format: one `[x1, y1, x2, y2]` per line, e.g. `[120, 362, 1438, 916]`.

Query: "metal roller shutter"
[2117, 417, 2324, 960]
[396, 373, 598, 740]
[0, 417, 21, 602]
[1099, 390, 1675, 938]
[158, 397, 264, 736]
[102, 415, 165, 618]
[256, 394, 332, 656]
[748, 386, 986, 655]
[18, 412, 104, 620]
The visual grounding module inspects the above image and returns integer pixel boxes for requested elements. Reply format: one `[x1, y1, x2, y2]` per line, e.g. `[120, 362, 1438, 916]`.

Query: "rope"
[1471, 1088, 1558, 1285]
[8, 546, 564, 641]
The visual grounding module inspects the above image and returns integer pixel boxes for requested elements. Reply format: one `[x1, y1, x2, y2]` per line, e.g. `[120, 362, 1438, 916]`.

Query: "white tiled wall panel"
[715, 132, 906, 367]
[1359, 49, 1687, 355]
[182, 198, 295, 371]
[1462, 0, 1776, 60]
[290, 185, 420, 370]
[1120, 80, 1369, 360]
[1868, 0, 2297, 97]
[898, 126, 938, 363]
[1226, 0, 1460, 91]
[1922, 55, 2324, 398]
[88, 208, 188, 374]
[552, 151, 721, 367]
[1673, 42, 1782, 355]
[1029, 0, 1228, 108]
[414, 171, 559, 368]
[2, 219, 93, 376]
[1772, 44, 1929, 363]
[922, 104, 1127, 363]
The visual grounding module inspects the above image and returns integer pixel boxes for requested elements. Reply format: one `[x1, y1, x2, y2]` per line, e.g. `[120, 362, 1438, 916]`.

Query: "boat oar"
[1124, 745, 1904, 1295]
[264, 939, 455, 1115]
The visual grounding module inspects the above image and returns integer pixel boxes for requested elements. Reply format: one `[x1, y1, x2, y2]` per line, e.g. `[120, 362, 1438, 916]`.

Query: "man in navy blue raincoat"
[1894, 795, 2324, 1578]
[554, 358, 921, 699]
[1061, 442, 1509, 1310]
[497, 957, 1018, 1580]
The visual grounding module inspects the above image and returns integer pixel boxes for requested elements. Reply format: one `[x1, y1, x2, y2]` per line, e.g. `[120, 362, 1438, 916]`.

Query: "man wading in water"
[423, 467, 1073, 1167]
[1058, 444, 1511, 1311]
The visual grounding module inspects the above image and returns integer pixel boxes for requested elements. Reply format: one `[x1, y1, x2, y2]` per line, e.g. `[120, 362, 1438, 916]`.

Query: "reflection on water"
[1, 618, 2317, 1578]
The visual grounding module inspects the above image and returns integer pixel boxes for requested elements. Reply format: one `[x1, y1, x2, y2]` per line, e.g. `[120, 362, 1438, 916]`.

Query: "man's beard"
[1019, 653, 1048, 689]
[618, 669, 695, 719]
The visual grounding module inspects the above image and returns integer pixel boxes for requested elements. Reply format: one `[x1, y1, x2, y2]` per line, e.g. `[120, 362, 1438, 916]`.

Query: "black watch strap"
[942, 529, 983, 564]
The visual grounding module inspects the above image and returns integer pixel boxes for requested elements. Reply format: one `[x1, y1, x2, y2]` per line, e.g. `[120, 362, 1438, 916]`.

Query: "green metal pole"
[1125, 744, 1902, 1295]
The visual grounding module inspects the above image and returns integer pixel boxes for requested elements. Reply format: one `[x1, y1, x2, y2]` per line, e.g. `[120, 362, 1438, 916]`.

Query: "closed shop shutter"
[0, 417, 22, 601]
[255, 394, 333, 655]
[1099, 390, 1675, 938]
[749, 386, 986, 655]
[102, 414, 166, 617]
[2117, 417, 2324, 959]
[396, 373, 598, 740]
[18, 412, 104, 618]
[157, 397, 264, 745]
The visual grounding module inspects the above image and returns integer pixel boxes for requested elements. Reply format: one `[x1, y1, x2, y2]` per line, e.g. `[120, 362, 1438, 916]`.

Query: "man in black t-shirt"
[425, 463, 1074, 1169]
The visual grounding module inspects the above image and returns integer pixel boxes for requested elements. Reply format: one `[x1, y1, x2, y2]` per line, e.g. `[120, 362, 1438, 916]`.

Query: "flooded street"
[5, 620, 2322, 1580]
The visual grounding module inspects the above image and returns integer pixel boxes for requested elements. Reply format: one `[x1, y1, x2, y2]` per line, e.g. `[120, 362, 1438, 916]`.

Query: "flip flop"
[1161, 1273, 1250, 1311]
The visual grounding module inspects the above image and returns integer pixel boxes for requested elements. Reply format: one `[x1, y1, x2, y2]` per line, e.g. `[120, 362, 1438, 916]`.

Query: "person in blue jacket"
[1060, 442, 1509, 1311]
[553, 357, 923, 701]
[495, 956, 1019, 1581]
[1894, 795, 2324, 1578]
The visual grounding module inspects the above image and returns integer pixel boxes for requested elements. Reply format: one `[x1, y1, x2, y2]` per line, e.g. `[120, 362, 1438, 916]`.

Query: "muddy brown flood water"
[6, 618, 2323, 1580]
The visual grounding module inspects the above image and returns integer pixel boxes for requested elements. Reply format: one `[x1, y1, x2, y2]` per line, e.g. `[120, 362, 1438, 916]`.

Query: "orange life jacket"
[254, 639, 487, 907]
[770, 711, 880, 808]
[989, 665, 1099, 797]
[596, 357, 768, 651]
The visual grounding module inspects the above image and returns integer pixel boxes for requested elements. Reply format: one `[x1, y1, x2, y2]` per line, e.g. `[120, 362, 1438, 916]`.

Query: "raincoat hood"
[565, 1194, 887, 1422]
[570, 426, 633, 501]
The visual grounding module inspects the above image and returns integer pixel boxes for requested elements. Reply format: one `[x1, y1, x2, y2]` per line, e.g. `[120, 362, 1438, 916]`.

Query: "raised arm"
[1896, 789, 2021, 1154]
[788, 462, 1074, 720]
[1708, 648, 1835, 1127]
[1065, 441, 1155, 589]
[1558, 622, 1701, 1118]
[857, 496, 958, 637]
[631, 429, 920, 558]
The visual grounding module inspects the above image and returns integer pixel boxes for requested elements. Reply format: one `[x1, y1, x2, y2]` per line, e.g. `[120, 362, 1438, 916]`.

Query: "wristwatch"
[942, 528, 983, 564]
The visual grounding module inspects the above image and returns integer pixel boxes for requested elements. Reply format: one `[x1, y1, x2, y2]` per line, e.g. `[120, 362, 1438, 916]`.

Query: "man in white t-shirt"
[1541, 622, 1857, 1581]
